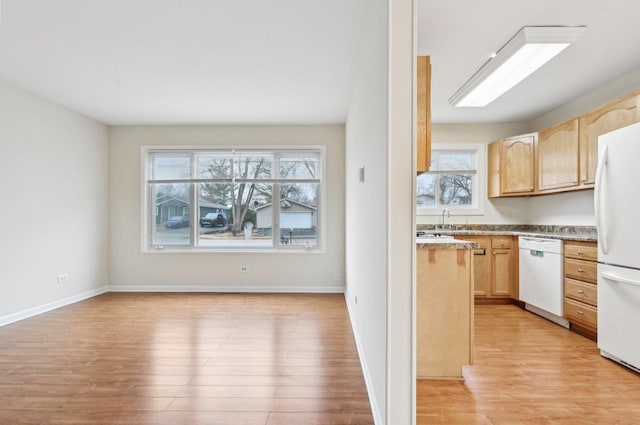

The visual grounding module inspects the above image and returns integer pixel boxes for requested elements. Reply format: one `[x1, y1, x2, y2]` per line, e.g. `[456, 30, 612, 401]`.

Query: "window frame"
[416, 143, 485, 216]
[141, 145, 327, 254]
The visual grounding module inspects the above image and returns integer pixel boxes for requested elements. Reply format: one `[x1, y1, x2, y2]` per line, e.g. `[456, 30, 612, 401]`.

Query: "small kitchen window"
[416, 143, 484, 215]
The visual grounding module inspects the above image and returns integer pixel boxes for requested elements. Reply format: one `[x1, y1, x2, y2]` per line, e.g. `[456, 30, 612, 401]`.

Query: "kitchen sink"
[416, 231, 454, 239]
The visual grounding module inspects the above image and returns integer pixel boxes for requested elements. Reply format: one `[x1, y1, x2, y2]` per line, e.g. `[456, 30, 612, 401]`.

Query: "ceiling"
[1, 1, 640, 125]
[0, 0, 366, 125]
[418, 0, 640, 123]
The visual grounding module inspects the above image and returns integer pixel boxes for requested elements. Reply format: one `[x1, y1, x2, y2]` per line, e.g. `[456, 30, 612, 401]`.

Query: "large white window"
[143, 146, 324, 252]
[416, 143, 484, 215]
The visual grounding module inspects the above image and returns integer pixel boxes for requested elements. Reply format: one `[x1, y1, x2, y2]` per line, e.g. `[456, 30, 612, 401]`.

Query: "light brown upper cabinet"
[488, 133, 536, 197]
[579, 91, 640, 185]
[537, 118, 579, 192]
[487, 141, 501, 198]
[417, 56, 431, 173]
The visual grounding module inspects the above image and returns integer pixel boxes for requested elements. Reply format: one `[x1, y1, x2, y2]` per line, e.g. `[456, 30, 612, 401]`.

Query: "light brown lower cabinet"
[417, 245, 473, 379]
[456, 235, 518, 301]
[563, 240, 598, 339]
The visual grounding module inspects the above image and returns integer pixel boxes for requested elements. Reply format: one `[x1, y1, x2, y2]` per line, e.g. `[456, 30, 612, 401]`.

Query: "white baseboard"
[0, 286, 109, 327]
[0, 284, 346, 327]
[108, 284, 346, 293]
[344, 292, 383, 425]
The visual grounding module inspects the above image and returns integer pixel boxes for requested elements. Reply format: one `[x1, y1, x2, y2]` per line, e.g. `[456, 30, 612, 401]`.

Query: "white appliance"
[595, 122, 640, 373]
[518, 237, 569, 327]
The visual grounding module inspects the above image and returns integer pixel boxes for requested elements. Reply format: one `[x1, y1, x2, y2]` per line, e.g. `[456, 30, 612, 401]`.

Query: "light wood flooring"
[418, 304, 640, 425]
[0, 293, 374, 425]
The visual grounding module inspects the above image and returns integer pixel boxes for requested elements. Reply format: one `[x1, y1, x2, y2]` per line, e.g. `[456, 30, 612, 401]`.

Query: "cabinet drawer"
[491, 236, 513, 249]
[564, 278, 597, 306]
[564, 298, 597, 329]
[564, 258, 597, 283]
[564, 242, 598, 261]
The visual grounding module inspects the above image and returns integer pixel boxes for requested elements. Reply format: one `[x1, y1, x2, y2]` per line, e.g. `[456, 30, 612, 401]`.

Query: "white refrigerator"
[595, 122, 640, 373]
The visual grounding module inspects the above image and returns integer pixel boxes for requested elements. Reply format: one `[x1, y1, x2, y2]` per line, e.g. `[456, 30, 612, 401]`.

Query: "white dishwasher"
[518, 237, 569, 327]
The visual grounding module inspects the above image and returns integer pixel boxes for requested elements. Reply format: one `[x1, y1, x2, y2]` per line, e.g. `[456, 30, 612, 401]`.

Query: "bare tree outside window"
[417, 148, 477, 211]
[147, 148, 323, 251]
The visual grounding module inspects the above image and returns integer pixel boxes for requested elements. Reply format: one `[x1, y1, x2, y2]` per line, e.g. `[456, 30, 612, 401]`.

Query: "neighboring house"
[256, 199, 317, 230]
[155, 195, 229, 224]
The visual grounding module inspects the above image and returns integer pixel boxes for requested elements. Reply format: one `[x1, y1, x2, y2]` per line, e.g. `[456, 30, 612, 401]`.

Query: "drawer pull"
[577, 251, 584, 255]
[577, 289, 585, 294]
[500, 241, 504, 246]
[577, 310, 584, 315]
[577, 268, 584, 272]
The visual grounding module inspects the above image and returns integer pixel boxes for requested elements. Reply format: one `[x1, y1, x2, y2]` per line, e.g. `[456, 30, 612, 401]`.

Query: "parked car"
[165, 215, 190, 228]
[200, 212, 228, 227]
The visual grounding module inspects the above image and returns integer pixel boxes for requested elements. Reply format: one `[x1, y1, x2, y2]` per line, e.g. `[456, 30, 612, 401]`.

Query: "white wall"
[108, 125, 345, 292]
[345, 0, 414, 422]
[344, 0, 389, 422]
[0, 80, 109, 323]
[417, 123, 531, 226]
[530, 68, 640, 130]
[526, 190, 595, 226]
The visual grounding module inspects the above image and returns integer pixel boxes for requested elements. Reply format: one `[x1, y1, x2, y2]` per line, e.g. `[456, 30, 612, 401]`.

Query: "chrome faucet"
[441, 208, 450, 230]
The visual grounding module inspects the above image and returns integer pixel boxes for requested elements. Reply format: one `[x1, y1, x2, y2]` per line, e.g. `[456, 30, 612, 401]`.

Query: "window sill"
[142, 247, 326, 255]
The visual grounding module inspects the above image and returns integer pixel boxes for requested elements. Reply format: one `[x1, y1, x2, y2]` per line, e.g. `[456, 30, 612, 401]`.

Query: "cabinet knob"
[500, 242, 504, 246]
[492, 251, 496, 255]
[573, 180, 578, 184]
[581, 179, 587, 183]
[577, 268, 584, 272]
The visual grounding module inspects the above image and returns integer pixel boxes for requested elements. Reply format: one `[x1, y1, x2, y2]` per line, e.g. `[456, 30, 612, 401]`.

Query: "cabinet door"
[417, 56, 431, 173]
[487, 141, 501, 198]
[470, 237, 491, 296]
[455, 236, 490, 296]
[501, 134, 536, 195]
[538, 119, 579, 191]
[491, 248, 512, 297]
[579, 92, 640, 185]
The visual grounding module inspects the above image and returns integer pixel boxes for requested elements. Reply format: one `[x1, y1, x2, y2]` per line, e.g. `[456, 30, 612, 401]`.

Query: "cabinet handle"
[577, 251, 584, 255]
[573, 180, 578, 184]
[577, 289, 585, 294]
[577, 310, 584, 315]
[577, 268, 584, 272]
[581, 179, 587, 183]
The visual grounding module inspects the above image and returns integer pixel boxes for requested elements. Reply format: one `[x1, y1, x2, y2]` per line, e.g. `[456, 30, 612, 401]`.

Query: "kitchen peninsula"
[417, 237, 477, 379]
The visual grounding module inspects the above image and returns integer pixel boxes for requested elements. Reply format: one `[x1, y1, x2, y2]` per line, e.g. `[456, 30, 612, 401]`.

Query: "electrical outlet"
[240, 266, 249, 272]
[57, 274, 69, 284]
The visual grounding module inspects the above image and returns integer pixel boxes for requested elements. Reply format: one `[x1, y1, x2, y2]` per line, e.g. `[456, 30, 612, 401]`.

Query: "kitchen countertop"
[416, 225, 597, 242]
[416, 237, 478, 249]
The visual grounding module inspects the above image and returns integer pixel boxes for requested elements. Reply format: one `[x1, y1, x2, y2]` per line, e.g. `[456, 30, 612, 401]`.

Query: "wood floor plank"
[0, 293, 373, 424]
[417, 304, 640, 424]
[266, 412, 375, 425]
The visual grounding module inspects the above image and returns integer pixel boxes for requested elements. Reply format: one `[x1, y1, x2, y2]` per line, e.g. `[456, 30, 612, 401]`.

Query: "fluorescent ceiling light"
[449, 26, 585, 107]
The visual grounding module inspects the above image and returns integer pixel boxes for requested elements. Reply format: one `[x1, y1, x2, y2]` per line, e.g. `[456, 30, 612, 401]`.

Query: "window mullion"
[191, 152, 197, 247]
[273, 152, 280, 246]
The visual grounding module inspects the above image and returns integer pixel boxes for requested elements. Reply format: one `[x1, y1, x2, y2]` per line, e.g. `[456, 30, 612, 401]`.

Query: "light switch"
[359, 166, 365, 183]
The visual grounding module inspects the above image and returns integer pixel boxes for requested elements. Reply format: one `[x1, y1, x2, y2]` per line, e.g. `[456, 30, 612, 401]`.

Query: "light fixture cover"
[449, 26, 586, 107]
